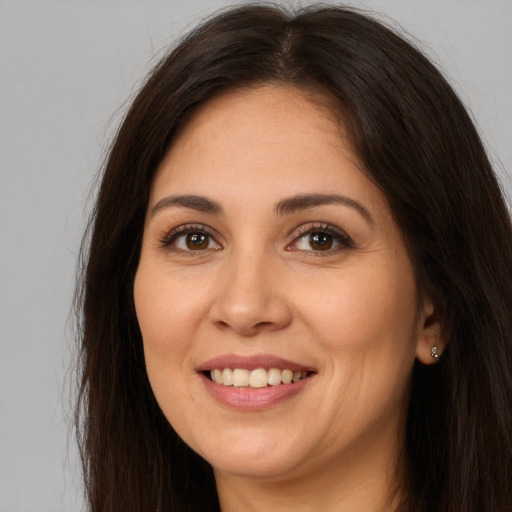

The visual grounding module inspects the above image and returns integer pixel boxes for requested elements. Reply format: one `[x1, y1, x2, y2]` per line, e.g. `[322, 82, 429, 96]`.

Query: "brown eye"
[289, 224, 352, 254]
[185, 233, 209, 250]
[309, 232, 333, 251]
[161, 225, 222, 253]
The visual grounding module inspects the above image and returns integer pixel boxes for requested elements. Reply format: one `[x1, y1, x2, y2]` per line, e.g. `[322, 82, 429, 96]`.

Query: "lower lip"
[199, 373, 312, 410]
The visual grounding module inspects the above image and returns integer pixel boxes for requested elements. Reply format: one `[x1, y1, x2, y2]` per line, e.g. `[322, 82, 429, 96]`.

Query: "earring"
[431, 345, 440, 361]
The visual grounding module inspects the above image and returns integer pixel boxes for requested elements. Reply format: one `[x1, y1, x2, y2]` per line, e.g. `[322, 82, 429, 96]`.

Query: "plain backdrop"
[1, 1, 511, 510]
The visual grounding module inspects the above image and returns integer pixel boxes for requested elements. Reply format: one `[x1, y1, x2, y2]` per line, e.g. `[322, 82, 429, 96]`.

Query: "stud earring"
[431, 345, 440, 361]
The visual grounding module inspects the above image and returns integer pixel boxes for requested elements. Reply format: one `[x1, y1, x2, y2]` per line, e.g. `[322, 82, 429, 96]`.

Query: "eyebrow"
[150, 192, 373, 225]
[275, 193, 374, 225]
[150, 194, 223, 217]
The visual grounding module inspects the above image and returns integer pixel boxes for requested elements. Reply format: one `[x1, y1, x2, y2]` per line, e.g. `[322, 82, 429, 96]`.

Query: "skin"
[134, 85, 443, 512]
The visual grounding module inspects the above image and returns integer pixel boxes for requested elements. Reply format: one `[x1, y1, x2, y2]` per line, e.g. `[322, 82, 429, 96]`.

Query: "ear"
[415, 295, 448, 365]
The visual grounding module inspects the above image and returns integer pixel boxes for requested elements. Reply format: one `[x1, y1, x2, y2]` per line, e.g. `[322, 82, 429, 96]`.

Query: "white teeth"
[281, 369, 293, 384]
[222, 368, 233, 386]
[233, 368, 250, 387]
[267, 368, 282, 386]
[249, 368, 267, 388]
[209, 367, 310, 387]
[212, 369, 223, 384]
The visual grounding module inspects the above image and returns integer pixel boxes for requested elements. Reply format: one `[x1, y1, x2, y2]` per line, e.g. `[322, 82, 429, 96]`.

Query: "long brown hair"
[75, 4, 512, 511]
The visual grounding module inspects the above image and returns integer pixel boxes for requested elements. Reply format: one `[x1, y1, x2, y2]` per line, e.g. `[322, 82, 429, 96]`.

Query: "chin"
[208, 452, 304, 481]
[188, 431, 311, 481]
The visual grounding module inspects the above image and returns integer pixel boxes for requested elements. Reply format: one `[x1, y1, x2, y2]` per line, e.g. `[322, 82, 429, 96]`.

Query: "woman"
[75, 4, 512, 512]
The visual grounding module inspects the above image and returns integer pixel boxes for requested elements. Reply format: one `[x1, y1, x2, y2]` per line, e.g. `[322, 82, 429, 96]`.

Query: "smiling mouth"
[206, 368, 312, 388]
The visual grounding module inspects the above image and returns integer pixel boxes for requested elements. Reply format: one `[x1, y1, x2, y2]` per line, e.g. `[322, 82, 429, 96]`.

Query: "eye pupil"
[309, 232, 333, 251]
[186, 233, 208, 250]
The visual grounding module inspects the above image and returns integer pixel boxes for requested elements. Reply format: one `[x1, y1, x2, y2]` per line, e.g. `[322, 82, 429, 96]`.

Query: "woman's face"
[134, 85, 439, 483]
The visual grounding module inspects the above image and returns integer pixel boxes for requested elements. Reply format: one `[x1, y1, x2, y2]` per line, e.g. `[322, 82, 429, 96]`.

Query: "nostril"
[209, 291, 293, 335]
[255, 321, 272, 328]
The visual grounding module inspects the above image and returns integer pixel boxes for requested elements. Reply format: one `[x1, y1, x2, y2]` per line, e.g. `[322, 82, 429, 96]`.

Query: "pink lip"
[199, 373, 312, 410]
[196, 354, 316, 411]
[196, 354, 314, 372]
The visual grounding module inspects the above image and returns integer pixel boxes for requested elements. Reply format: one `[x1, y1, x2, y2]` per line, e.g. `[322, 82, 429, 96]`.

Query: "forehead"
[177, 83, 342, 142]
[150, 85, 385, 216]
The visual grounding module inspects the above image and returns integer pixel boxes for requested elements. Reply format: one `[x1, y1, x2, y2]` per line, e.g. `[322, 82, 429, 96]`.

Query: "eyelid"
[159, 223, 221, 250]
[286, 222, 353, 253]
[158, 221, 352, 254]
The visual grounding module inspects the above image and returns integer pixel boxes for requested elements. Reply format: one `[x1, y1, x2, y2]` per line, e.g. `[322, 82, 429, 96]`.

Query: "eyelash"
[159, 224, 219, 252]
[287, 222, 353, 255]
[159, 222, 353, 255]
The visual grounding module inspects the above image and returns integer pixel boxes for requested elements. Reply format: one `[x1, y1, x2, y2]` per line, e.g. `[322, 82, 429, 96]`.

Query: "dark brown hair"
[75, 4, 512, 511]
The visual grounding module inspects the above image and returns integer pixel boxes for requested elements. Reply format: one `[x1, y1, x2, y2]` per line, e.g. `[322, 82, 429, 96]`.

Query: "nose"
[208, 249, 292, 336]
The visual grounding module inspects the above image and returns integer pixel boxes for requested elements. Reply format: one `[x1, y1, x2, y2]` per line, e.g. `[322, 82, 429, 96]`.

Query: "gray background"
[1, 1, 510, 510]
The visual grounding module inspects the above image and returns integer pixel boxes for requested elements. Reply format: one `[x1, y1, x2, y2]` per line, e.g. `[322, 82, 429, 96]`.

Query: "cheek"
[294, 260, 419, 361]
[300, 266, 418, 428]
[133, 265, 209, 373]
[133, 265, 209, 432]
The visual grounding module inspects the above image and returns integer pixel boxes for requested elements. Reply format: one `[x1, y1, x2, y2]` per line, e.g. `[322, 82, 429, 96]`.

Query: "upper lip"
[196, 354, 315, 373]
